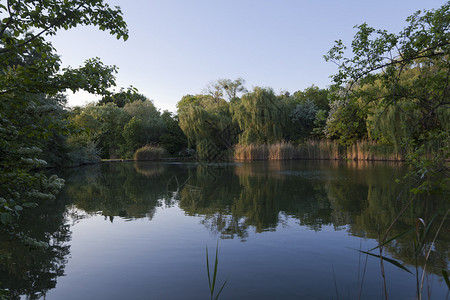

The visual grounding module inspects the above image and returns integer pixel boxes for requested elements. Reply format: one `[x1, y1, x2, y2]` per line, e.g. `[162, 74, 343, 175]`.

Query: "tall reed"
[344, 140, 402, 161]
[268, 141, 296, 160]
[234, 144, 269, 160]
[297, 140, 341, 160]
[233, 140, 404, 161]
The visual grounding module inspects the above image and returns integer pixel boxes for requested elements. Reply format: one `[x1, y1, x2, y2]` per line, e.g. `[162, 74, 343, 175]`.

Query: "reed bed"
[296, 140, 341, 160]
[134, 145, 167, 161]
[234, 144, 269, 160]
[268, 141, 296, 160]
[347, 140, 402, 161]
[234, 140, 404, 161]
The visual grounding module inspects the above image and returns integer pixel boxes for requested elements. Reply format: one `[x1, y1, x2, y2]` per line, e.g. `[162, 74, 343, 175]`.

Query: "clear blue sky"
[49, 0, 446, 112]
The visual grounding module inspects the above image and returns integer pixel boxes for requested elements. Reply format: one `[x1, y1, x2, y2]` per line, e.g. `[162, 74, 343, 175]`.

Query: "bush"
[134, 145, 167, 161]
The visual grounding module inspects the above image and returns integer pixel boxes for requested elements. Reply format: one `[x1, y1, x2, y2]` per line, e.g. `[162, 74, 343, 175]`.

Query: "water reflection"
[1, 161, 448, 298]
[0, 191, 71, 299]
[60, 161, 449, 276]
[63, 162, 449, 271]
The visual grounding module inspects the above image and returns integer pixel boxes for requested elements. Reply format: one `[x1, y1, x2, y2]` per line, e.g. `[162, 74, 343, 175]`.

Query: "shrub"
[134, 145, 167, 161]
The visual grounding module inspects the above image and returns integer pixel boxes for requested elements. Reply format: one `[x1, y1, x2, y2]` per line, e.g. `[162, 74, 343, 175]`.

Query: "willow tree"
[217, 77, 247, 102]
[363, 75, 421, 153]
[231, 87, 285, 145]
[178, 95, 232, 160]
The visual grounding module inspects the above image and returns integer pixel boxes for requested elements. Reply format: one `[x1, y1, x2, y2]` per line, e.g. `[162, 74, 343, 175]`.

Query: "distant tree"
[203, 81, 224, 104]
[178, 94, 232, 160]
[311, 110, 328, 139]
[123, 100, 166, 156]
[122, 117, 145, 154]
[79, 103, 130, 158]
[159, 111, 188, 155]
[217, 77, 247, 102]
[176, 94, 202, 111]
[231, 87, 284, 145]
[98, 86, 147, 108]
[324, 99, 367, 145]
[289, 100, 319, 141]
[293, 85, 330, 111]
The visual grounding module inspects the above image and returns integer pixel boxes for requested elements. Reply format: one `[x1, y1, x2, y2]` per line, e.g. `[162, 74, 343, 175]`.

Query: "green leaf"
[368, 227, 415, 252]
[442, 269, 450, 289]
[357, 250, 413, 274]
[0, 213, 11, 225]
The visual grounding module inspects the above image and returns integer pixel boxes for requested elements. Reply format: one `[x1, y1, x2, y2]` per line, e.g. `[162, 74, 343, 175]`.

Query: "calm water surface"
[1, 161, 448, 299]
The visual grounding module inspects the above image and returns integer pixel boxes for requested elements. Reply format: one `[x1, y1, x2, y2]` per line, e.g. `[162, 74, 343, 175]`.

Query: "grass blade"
[357, 249, 413, 275]
[206, 241, 228, 300]
[206, 246, 212, 296]
[368, 227, 414, 252]
[214, 279, 228, 300]
[211, 243, 219, 295]
[442, 270, 450, 289]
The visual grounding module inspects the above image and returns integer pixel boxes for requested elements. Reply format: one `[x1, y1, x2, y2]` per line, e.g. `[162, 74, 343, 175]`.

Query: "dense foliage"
[0, 0, 128, 225]
[324, 2, 449, 194]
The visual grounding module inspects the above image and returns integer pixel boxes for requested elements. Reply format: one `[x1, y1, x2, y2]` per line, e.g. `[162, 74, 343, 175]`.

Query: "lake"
[1, 161, 448, 299]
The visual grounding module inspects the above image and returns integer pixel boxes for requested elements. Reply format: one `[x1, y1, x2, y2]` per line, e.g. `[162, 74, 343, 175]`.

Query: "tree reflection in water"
[1, 161, 448, 298]
[0, 188, 71, 299]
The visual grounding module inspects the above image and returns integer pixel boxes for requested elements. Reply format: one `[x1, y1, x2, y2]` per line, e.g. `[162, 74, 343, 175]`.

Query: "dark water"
[1, 161, 448, 299]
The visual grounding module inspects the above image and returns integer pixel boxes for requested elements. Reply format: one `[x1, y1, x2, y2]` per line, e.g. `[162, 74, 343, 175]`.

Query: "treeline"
[68, 88, 187, 161]
[65, 58, 449, 163]
[38, 4, 449, 164]
[174, 75, 447, 161]
[16, 66, 448, 166]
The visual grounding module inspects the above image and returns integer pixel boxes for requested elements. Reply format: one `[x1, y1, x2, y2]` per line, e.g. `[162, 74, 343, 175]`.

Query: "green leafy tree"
[122, 117, 145, 155]
[203, 78, 247, 103]
[289, 100, 319, 141]
[231, 87, 285, 145]
[123, 99, 166, 147]
[217, 77, 247, 102]
[311, 110, 328, 139]
[324, 99, 368, 145]
[159, 111, 188, 155]
[324, 2, 449, 192]
[324, 4, 450, 297]
[178, 94, 232, 160]
[176, 94, 202, 110]
[0, 0, 128, 225]
[98, 86, 146, 108]
[75, 103, 130, 158]
[292, 85, 330, 111]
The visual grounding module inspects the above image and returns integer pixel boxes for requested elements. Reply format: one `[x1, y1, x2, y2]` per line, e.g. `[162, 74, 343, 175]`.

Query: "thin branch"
[0, 2, 85, 55]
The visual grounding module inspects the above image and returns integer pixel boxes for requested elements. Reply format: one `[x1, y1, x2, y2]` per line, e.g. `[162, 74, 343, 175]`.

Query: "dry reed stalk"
[234, 140, 404, 161]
